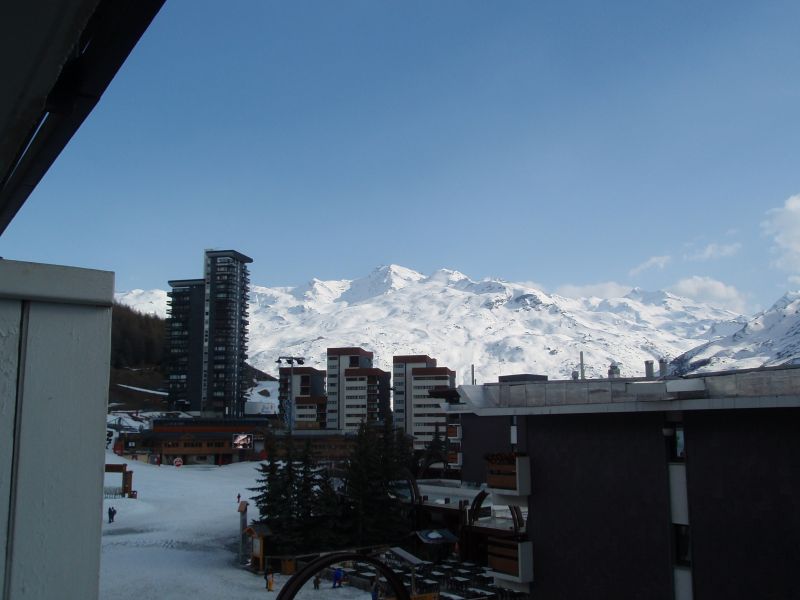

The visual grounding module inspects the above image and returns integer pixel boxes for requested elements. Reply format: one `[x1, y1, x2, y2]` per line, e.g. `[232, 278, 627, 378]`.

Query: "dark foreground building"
[445, 365, 800, 600]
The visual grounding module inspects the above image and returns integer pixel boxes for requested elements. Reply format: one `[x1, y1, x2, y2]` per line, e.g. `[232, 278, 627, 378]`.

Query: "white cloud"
[555, 282, 632, 299]
[668, 276, 748, 313]
[687, 242, 741, 261]
[762, 194, 800, 273]
[629, 255, 671, 277]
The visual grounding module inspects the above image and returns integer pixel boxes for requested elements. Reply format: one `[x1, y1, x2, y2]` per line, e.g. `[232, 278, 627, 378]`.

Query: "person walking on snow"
[108, 506, 116, 523]
[332, 567, 343, 588]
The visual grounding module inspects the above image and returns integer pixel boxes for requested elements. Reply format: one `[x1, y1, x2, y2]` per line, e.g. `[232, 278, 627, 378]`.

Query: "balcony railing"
[487, 537, 533, 583]
[486, 454, 531, 496]
[446, 424, 461, 439]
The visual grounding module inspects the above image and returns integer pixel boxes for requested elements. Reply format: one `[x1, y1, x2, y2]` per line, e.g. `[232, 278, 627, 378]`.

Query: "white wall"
[0, 260, 113, 600]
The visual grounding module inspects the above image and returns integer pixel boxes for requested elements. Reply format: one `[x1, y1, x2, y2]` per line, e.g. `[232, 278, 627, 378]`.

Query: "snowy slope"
[101, 454, 372, 600]
[114, 288, 169, 318]
[672, 291, 800, 374]
[117, 265, 747, 382]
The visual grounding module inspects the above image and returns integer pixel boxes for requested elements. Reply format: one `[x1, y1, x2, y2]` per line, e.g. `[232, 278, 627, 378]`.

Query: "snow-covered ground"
[100, 452, 371, 599]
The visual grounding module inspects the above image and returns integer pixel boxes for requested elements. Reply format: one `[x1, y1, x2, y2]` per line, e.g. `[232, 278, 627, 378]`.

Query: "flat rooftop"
[446, 364, 800, 417]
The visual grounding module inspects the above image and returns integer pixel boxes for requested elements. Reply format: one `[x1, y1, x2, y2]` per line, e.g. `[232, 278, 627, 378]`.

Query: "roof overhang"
[0, 0, 165, 235]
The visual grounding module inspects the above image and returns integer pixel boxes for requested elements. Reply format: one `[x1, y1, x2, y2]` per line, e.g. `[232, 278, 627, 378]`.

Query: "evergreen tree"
[295, 440, 316, 551]
[249, 436, 281, 523]
[343, 421, 413, 547]
[418, 423, 448, 477]
[343, 422, 383, 546]
[277, 434, 300, 553]
[311, 465, 344, 551]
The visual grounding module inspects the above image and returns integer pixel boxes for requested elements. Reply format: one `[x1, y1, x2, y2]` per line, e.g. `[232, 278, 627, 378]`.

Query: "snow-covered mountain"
[672, 291, 800, 374]
[116, 264, 752, 382]
[114, 288, 169, 318]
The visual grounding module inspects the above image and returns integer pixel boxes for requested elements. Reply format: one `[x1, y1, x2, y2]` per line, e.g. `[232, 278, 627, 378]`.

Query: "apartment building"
[341, 367, 391, 430]
[326, 347, 390, 431]
[278, 366, 326, 430]
[166, 278, 205, 411]
[165, 249, 252, 417]
[392, 354, 438, 433]
[445, 365, 800, 599]
[410, 365, 456, 451]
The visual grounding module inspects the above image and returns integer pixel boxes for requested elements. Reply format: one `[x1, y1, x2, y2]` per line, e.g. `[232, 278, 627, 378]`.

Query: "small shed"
[414, 529, 459, 562]
[244, 523, 272, 572]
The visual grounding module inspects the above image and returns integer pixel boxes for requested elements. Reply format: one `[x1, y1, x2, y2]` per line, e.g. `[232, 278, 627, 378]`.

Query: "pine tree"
[343, 421, 413, 547]
[418, 423, 448, 477]
[311, 465, 344, 551]
[249, 437, 282, 524]
[343, 422, 382, 546]
[295, 440, 316, 552]
[277, 434, 300, 553]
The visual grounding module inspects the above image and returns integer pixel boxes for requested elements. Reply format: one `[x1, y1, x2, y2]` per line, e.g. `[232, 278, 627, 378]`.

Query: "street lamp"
[275, 356, 305, 433]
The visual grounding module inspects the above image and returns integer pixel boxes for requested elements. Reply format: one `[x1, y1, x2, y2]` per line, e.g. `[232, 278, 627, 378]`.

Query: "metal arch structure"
[509, 505, 525, 533]
[468, 489, 525, 534]
[275, 552, 411, 600]
[400, 467, 422, 505]
[468, 490, 490, 526]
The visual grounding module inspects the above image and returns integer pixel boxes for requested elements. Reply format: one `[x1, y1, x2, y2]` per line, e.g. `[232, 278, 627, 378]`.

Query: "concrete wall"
[685, 408, 800, 600]
[0, 260, 113, 600]
[525, 412, 673, 600]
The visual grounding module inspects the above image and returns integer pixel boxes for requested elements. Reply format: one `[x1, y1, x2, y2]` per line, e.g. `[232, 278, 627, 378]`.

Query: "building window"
[673, 524, 691, 566]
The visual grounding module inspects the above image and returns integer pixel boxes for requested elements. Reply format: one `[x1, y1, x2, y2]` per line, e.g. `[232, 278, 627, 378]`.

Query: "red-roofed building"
[326, 346, 380, 430]
[393, 355, 456, 450]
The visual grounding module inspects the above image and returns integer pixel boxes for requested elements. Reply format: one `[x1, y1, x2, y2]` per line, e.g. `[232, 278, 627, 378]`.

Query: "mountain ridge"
[116, 264, 795, 383]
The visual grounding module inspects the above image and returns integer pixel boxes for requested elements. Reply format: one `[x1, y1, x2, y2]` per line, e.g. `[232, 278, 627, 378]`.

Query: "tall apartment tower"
[166, 249, 252, 417]
[279, 366, 327, 430]
[166, 278, 205, 411]
[393, 354, 455, 450]
[392, 355, 438, 433]
[326, 347, 389, 431]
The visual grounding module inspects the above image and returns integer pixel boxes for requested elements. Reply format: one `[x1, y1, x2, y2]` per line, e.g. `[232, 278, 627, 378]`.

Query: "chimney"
[607, 363, 620, 379]
[658, 358, 668, 377]
[645, 360, 655, 379]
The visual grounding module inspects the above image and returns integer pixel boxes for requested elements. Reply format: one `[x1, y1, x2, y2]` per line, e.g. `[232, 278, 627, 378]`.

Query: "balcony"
[486, 454, 530, 497]
[487, 537, 533, 588]
[446, 424, 461, 439]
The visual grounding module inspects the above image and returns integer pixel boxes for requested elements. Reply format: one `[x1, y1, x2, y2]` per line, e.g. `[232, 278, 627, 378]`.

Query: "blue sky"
[2, 0, 799, 314]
